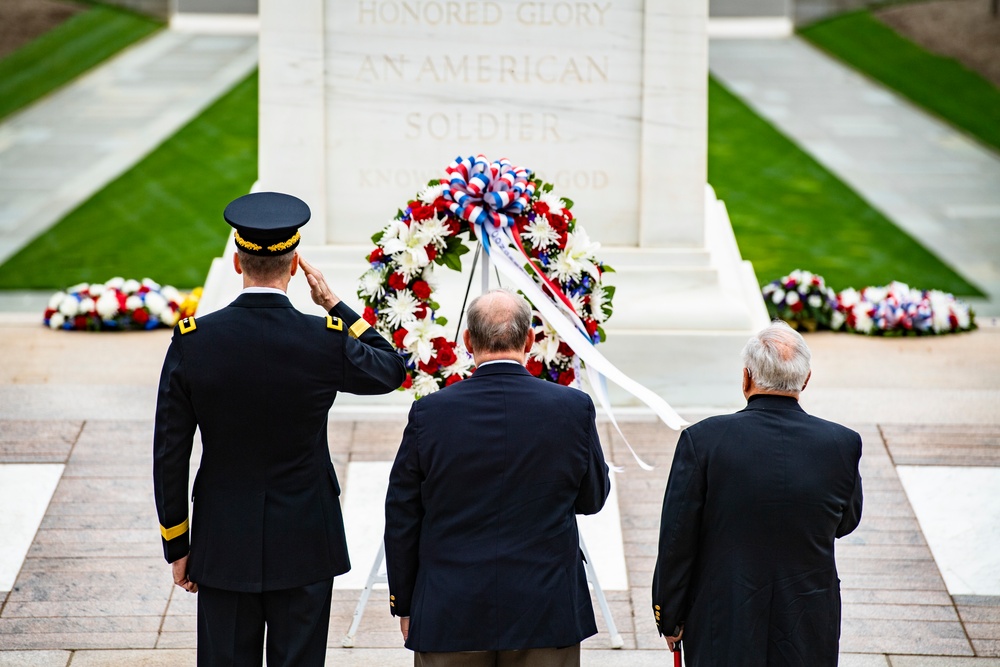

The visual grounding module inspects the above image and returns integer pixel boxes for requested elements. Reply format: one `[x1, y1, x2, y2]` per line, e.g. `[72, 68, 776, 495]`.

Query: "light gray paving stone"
[0, 633, 158, 650]
[890, 657, 1000, 666]
[64, 649, 196, 666]
[839, 656, 890, 667]
[843, 603, 961, 622]
[0, 651, 71, 667]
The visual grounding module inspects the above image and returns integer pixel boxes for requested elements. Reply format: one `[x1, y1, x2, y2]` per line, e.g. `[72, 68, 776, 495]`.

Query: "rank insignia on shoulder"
[326, 315, 344, 331]
[178, 317, 197, 335]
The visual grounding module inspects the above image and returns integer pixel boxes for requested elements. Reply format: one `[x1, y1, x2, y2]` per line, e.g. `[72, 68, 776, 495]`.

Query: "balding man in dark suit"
[384, 289, 610, 667]
[652, 320, 863, 666]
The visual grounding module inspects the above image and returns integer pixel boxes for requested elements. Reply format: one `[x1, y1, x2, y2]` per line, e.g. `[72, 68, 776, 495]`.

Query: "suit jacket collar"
[229, 292, 294, 309]
[742, 394, 804, 413]
[470, 362, 532, 378]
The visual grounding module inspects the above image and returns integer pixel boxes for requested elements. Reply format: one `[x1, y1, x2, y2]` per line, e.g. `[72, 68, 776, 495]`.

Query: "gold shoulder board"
[179, 317, 197, 335]
[326, 315, 344, 331]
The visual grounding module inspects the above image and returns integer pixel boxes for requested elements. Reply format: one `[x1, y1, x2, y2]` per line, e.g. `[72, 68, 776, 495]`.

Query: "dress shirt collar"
[240, 286, 287, 296]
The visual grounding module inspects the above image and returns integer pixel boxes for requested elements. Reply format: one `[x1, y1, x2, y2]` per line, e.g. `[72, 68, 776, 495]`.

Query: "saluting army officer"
[153, 192, 406, 667]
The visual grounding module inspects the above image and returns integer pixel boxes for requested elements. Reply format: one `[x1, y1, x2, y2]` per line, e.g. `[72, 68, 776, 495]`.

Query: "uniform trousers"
[196, 578, 333, 667]
[414, 644, 580, 667]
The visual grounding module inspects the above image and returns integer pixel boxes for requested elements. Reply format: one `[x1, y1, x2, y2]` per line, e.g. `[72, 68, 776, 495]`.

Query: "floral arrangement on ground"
[43, 278, 201, 331]
[358, 165, 615, 398]
[763, 269, 975, 335]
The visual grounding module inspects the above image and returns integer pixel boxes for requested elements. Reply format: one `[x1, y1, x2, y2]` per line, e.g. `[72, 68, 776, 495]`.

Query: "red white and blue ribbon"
[445, 155, 535, 229]
[446, 155, 687, 468]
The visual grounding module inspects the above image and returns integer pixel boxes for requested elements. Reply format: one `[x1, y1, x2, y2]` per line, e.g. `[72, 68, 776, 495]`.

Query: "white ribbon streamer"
[473, 223, 687, 469]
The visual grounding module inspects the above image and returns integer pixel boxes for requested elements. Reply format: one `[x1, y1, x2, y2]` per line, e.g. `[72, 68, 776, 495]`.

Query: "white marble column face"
[323, 0, 644, 245]
[259, 0, 328, 245]
[640, 0, 708, 248]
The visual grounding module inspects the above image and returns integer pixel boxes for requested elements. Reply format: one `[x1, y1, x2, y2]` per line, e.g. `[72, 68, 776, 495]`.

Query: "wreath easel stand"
[341, 250, 625, 650]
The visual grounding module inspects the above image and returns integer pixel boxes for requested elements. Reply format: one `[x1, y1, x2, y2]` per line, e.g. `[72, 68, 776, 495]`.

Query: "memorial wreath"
[357, 155, 616, 398]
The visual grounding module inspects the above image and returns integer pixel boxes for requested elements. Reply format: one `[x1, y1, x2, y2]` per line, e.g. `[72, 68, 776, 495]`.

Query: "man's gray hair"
[466, 289, 533, 354]
[741, 320, 812, 393]
[237, 249, 295, 283]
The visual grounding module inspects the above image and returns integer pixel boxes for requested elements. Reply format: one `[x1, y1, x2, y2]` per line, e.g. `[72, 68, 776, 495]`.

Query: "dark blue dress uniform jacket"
[383, 362, 611, 652]
[153, 292, 405, 592]
[652, 394, 863, 666]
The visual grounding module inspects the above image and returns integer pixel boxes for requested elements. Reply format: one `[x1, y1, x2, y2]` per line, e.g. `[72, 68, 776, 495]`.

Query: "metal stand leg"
[580, 534, 624, 648]
[341, 542, 387, 648]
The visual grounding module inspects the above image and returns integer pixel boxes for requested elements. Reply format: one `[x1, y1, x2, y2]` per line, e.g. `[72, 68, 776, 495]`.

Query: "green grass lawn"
[800, 9, 1000, 153]
[0, 71, 258, 290]
[0, 3, 161, 122]
[709, 76, 982, 296]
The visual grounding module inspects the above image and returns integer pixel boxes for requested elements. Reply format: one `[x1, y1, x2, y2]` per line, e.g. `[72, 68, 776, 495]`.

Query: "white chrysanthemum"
[807, 294, 822, 308]
[838, 287, 860, 308]
[524, 217, 560, 249]
[161, 285, 181, 304]
[416, 216, 450, 249]
[589, 286, 609, 323]
[532, 317, 562, 364]
[421, 265, 440, 291]
[956, 306, 971, 329]
[88, 284, 105, 298]
[161, 308, 179, 327]
[568, 293, 587, 318]
[411, 371, 441, 397]
[144, 291, 168, 317]
[928, 291, 954, 332]
[125, 295, 144, 311]
[142, 278, 161, 291]
[440, 347, 475, 377]
[402, 317, 446, 364]
[771, 288, 786, 305]
[382, 220, 431, 280]
[538, 192, 566, 212]
[96, 292, 119, 319]
[830, 310, 846, 331]
[48, 291, 66, 309]
[122, 279, 141, 294]
[78, 297, 96, 315]
[864, 286, 887, 304]
[383, 291, 419, 329]
[550, 228, 600, 282]
[58, 296, 78, 317]
[49, 313, 66, 329]
[105, 277, 125, 290]
[66, 283, 89, 295]
[359, 267, 387, 299]
[785, 291, 800, 306]
[852, 305, 874, 334]
[418, 183, 447, 204]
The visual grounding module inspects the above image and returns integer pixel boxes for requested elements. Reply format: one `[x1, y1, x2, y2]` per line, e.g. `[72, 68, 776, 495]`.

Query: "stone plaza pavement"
[0, 312, 998, 666]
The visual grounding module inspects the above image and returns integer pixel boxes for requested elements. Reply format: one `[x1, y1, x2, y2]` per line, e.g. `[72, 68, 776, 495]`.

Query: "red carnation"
[412, 280, 432, 300]
[418, 359, 439, 375]
[433, 196, 450, 212]
[445, 374, 463, 387]
[436, 345, 457, 367]
[363, 306, 377, 325]
[116, 292, 127, 309]
[557, 369, 576, 386]
[584, 319, 598, 336]
[525, 358, 544, 377]
[790, 301, 804, 313]
[557, 341, 574, 357]
[411, 203, 435, 221]
[368, 247, 384, 263]
[73, 315, 88, 329]
[401, 373, 413, 389]
[414, 303, 428, 319]
[392, 328, 408, 349]
[534, 201, 550, 215]
[445, 218, 462, 235]
[132, 309, 149, 325]
[388, 272, 407, 291]
[548, 216, 568, 232]
[425, 244, 438, 261]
